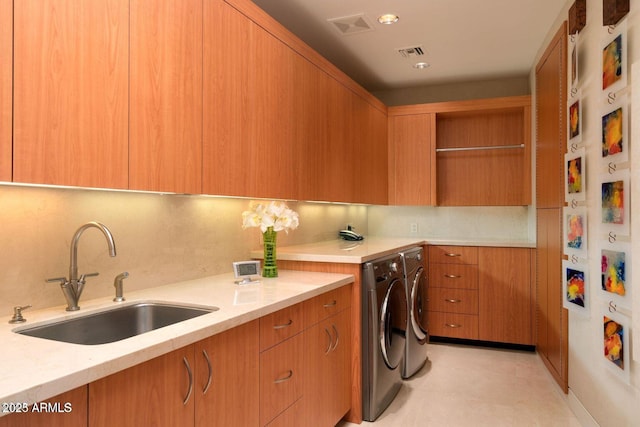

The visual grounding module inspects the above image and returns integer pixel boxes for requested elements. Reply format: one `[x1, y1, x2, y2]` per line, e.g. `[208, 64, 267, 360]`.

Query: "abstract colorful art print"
[602, 22, 627, 96]
[562, 260, 588, 315]
[600, 168, 630, 236]
[569, 99, 581, 144]
[565, 148, 585, 202]
[600, 240, 632, 309]
[563, 206, 588, 258]
[601, 306, 630, 384]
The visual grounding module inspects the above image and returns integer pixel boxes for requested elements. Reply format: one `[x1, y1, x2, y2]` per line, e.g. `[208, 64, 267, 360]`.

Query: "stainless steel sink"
[15, 301, 218, 345]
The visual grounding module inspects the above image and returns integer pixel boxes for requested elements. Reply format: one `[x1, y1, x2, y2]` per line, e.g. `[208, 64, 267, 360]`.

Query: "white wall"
[0, 185, 367, 314]
[531, 1, 640, 425]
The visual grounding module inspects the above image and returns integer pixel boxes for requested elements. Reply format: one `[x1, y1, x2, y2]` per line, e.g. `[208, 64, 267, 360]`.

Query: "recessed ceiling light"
[413, 62, 430, 69]
[377, 14, 399, 25]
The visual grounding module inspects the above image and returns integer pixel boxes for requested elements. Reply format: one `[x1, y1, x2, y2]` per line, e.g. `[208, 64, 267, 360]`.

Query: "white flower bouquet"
[241, 201, 299, 233]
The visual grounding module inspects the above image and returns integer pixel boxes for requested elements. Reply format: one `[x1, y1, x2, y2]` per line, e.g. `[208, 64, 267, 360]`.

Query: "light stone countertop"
[250, 237, 535, 264]
[0, 270, 354, 412]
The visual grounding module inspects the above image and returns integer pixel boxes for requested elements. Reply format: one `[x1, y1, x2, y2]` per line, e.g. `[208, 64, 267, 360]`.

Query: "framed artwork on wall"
[600, 240, 632, 310]
[601, 96, 628, 164]
[563, 259, 589, 315]
[600, 168, 630, 237]
[601, 306, 631, 384]
[568, 97, 582, 146]
[564, 206, 588, 258]
[602, 20, 627, 97]
[565, 147, 586, 202]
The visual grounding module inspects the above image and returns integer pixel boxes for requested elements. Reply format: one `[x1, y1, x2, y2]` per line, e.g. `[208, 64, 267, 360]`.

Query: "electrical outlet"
[410, 223, 418, 234]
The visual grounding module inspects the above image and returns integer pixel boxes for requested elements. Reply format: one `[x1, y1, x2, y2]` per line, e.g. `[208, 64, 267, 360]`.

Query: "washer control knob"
[389, 262, 398, 273]
[416, 252, 422, 261]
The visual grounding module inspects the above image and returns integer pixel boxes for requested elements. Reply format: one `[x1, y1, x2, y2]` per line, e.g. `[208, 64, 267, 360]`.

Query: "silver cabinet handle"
[324, 328, 332, 354]
[445, 299, 462, 303]
[323, 300, 337, 308]
[445, 253, 462, 257]
[273, 319, 293, 329]
[445, 323, 462, 328]
[274, 370, 293, 384]
[182, 357, 193, 405]
[330, 324, 339, 351]
[202, 350, 212, 395]
[444, 274, 462, 278]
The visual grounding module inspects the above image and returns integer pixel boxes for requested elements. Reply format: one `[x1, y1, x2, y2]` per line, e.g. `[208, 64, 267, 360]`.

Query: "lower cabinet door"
[304, 308, 351, 427]
[89, 346, 195, 427]
[194, 320, 260, 427]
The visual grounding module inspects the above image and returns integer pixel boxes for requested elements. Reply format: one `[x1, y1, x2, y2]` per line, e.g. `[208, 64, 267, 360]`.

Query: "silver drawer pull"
[182, 357, 194, 405]
[323, 300, 337, 308]
[273, 319, 293, 329]
[444, 274, 462, 279]
[274, 370, 294, 384]
[445, 253, 462, 257]
[202, 350, 212, 395]
[445, 299, 462, 303]
[445, 323, 462, 328]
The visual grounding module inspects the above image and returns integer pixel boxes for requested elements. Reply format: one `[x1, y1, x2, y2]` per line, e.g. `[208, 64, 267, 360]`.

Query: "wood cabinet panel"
[89, 345, 195, 427]
[428, 245, 478, 265]
[194, 320, 259, 427]
[13, 0, 129, 189]
[428, 288, 478, 315]
[0, 0, 10, 182]
[260, 333, 304, 426]
[0, 386, 87, 427]
[428, 312, 478, 340]
[478, 247, 534, 345]
[259, 302, 304, 351]
[303, 284, 351, 327]
[129, 0, 202, 194]
[428, 264, 479, 289]
[387, 113, 436, 205]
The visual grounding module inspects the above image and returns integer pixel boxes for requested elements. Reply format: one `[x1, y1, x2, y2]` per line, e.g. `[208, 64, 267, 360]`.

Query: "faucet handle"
[9, 305, 32, 324]
[46, 277, 68, 285]
[79, 272, 99, 282]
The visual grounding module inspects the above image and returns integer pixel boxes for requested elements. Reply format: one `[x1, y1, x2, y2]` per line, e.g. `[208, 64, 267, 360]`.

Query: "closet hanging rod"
[436, 143, 525, 153]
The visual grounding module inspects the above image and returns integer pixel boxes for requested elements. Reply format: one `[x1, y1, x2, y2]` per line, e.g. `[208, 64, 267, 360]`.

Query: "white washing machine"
[362, 253, 408, 421]
[400, 247, 429, 378]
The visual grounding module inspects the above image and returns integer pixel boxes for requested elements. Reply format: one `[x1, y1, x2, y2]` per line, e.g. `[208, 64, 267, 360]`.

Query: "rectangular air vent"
[397, 46, 425, 58]
[327, 13, 374, 36]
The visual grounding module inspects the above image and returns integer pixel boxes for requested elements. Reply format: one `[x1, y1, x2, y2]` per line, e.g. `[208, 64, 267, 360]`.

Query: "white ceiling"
[251, 0, 566, 91]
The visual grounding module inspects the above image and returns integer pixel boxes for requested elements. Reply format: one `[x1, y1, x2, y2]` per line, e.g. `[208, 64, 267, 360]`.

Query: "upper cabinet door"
[129, 0, 203, 194]
[388, 113, 435, 206]
[0, 0, 11, 182]
[13, 0, 129, 189]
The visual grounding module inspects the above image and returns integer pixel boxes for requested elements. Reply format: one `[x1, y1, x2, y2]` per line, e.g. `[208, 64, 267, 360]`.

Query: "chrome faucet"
[47, 222, 117, 311]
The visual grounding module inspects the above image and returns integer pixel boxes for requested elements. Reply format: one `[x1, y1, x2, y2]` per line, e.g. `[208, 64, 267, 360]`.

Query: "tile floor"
[339, 342, 582, 427]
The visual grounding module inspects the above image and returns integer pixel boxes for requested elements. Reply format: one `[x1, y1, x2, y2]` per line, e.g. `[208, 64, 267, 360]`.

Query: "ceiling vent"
[397, 45, 426, 59]
[327, 13, 374, 36]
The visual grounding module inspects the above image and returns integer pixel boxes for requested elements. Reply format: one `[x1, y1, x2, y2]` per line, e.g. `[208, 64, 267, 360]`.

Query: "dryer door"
[411, 266, 428, 343]
[379, 278, 407, 369]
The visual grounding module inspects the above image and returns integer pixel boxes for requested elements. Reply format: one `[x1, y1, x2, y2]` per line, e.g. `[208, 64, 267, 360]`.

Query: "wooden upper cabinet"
[129, 0, 203, 194]
[13, 0, 129, 189]
[388, 113, 436, 205]
[203, 1, 298, 200]
[356, 101, 388, 205]
[0, 0, 11, 182]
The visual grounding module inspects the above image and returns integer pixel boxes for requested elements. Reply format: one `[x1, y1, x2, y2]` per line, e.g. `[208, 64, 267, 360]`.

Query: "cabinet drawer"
[428, 312, 478, 340]
[260, 334, 304, 426]
[265, 398, 304, 427]
[428, 288, 478, 315]
[260, 303, 304, 351]
[429, 245, 478, 265]
[428, 264, 478, 289]
[303, 284, 351, 327]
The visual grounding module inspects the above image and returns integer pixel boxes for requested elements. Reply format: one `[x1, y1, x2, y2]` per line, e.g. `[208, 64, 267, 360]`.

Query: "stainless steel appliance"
[362, 253, 407, 421]
[400, 247, 429, 378]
